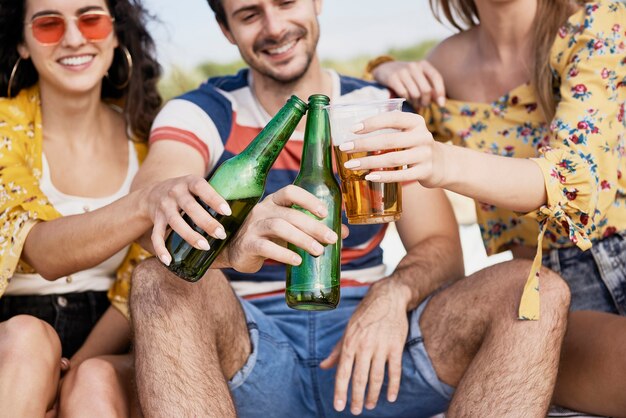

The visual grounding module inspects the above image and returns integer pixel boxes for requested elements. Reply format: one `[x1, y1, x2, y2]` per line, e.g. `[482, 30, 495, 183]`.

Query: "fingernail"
[339, 141, 354, 151]
[351, 406, 362, 415]
[325, 230, 338, 242]
[214, 226, 227, 239]
[389, 393, 397, 403]
[365, 173, 381, 181]
[159, 253, 171, 266]
[334, 399, 345, 412]
[197, 239, 211, 251]
[365, 402, 375, 410]
[351, 123, 364, 133]
[292, 254, 302, 265]
[437, 97, 446, 107]
[344, 160, 360, 169]
[219, 203, 232, 216]
[317, 205, 328, 217]
[312, 241, 324, 254]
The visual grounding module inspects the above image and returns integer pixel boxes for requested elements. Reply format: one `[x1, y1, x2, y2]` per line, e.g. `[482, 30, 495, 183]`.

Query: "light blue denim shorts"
[542, 231, 626, 315]
[229, 286, 454, 418]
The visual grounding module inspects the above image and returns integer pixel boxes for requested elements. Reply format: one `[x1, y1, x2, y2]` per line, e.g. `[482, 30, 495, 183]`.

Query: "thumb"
[320, 342, 341, 369]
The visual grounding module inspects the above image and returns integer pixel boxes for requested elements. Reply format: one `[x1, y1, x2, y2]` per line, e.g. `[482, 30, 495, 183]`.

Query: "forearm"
[22, 188, 152, 279]
[437, 142, 546, 213]
[70, 307, 131, 365]
[381, 234, 464, 311]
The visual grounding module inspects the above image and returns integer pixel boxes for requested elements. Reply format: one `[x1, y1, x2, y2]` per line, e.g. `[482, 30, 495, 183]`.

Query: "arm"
[22, 189, 153, 280]
[341, 111, 548, 213]
[70, 307, 131, 366]
[321, 182, 463, 415]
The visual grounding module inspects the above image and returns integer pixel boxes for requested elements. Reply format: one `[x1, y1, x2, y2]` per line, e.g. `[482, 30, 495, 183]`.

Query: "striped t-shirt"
[150, 69, 397, 298]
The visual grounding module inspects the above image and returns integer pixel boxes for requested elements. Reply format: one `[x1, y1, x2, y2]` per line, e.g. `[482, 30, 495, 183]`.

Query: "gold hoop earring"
[107, 45, 133, 90]
[7, 57, 23, 98]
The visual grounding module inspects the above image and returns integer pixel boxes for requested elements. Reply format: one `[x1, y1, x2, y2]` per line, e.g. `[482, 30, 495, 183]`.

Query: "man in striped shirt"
[128, 0, 570, 416]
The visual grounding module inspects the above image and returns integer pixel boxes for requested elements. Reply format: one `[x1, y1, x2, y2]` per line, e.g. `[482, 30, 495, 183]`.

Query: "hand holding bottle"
[143, 174, 231, 266]
[221, 185, 345, 274]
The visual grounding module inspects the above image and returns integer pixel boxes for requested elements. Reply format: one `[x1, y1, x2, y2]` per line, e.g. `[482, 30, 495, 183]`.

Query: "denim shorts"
[229, 286, 454, 418]
[542, 231, 626, 315]
[0, 291, 110, 357]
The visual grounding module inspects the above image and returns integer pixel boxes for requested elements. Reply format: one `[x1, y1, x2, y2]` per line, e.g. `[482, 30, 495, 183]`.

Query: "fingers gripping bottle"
[286, 94, 342, 310]
[165, 95, 308, 282]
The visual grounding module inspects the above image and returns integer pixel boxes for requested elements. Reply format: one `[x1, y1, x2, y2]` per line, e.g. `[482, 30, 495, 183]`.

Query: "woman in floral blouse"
[0, 0, 162, 415]
[349, 0, 626, 414]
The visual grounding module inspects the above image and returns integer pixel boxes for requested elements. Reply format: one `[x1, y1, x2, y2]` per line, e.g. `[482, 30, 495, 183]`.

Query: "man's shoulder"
[174, 68, 251, 110]
[336, 73, 392, 101]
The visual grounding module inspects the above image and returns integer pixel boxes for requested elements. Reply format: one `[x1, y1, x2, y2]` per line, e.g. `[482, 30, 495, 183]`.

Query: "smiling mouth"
[265, 39, 298, 56]
[58, 54, 95, 67]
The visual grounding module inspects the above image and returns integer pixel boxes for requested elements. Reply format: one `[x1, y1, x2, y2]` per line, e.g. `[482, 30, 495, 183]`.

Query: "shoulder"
[337, 73, 392, 101]
[553, 1, 626, 52]
[427, 30, 476, 83]
[551, 1, 626, 70]
[0, 84, 40, 123]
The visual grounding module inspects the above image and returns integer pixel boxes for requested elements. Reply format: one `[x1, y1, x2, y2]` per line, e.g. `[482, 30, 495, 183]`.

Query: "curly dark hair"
[0, 0, 162, 141]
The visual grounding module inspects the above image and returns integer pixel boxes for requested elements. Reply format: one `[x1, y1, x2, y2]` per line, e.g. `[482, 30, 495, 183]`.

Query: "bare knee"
[539, 266, 571, 314]
[0, 315, 61, 367]
[60, 358, 125, 417]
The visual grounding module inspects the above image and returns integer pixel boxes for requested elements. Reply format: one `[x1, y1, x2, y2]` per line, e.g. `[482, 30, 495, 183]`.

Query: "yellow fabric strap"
[518, 223, 546, 320]
[519, 204, 592, 320]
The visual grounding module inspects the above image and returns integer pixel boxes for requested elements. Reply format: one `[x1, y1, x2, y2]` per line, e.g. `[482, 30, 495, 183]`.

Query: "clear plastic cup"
[325, 98, 405, 224]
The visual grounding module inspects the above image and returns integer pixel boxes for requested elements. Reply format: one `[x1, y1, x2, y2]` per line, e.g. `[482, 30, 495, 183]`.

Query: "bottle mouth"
[289, 95, 308, 113]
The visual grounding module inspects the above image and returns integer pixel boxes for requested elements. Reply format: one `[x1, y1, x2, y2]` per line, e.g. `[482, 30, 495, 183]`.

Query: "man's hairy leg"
[420, 259, 570, 417]
[130, 258, 251, 418]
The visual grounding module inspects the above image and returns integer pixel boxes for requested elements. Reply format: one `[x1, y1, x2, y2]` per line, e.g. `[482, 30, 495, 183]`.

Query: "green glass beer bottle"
[286, 94, 342, 310]
[165, 95, 308, 282]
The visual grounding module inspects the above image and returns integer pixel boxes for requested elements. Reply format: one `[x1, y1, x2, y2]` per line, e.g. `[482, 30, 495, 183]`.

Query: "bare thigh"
[420, 259, 568, 387]
[130, 258, 251, 379]
[554, 310, 626, 417]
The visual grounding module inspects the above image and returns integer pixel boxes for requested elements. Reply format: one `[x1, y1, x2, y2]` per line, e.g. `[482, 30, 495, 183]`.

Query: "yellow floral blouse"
[425, 1, 626, 319]
[0, 84, 151, 318]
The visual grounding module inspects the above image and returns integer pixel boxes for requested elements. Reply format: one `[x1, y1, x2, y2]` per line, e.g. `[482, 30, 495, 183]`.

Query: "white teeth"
[59, 55, 93, 66]
[267, 40, 296, 55]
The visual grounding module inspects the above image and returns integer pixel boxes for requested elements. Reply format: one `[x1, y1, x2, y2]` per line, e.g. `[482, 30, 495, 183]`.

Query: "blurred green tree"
[158, 40, 439, 100]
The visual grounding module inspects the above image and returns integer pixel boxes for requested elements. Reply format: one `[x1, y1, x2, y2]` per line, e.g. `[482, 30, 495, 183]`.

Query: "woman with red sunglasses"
[0, 0, 161, 415]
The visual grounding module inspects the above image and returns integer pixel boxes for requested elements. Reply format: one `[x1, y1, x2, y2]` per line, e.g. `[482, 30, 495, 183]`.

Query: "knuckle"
[353, 375, 368, 387]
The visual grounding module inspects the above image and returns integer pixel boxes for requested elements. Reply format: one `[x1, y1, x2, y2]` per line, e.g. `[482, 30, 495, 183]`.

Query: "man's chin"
[254, 57, 311, 84]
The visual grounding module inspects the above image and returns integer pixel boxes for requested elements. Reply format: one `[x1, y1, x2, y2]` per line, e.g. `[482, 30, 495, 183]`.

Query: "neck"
[38, 81, 113, 149]
[250, 55, 332, 123]
[474, 0, 537, 63]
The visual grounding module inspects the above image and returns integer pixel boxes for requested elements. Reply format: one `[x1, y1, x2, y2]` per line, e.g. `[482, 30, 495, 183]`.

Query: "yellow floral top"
[425, 1, 626, 319]
[0, 84, 151, 318]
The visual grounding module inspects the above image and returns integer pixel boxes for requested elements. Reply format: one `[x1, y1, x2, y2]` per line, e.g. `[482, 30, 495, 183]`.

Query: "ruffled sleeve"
[0, 88, 62, 294]
[520, 2, 626, 320]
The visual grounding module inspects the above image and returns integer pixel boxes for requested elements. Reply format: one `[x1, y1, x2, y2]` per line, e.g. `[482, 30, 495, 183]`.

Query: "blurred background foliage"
[158, 39, 439, 101]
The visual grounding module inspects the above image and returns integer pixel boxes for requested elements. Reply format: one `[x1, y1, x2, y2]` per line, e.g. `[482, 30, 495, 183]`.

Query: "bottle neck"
[300, 104, 332, 174]
[240, 101, 306, 175]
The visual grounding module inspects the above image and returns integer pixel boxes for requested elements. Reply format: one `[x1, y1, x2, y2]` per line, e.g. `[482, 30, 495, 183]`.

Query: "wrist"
[371, 277, 413, 310]
[364, 55, 395, 81]
[432, 141, 458, 189]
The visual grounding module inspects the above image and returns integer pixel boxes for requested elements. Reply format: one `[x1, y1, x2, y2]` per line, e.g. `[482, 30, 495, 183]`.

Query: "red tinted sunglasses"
[26, 11, 115, 46]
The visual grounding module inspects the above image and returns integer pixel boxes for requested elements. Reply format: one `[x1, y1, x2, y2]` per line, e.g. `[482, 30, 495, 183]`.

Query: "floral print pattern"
[425, 2, 626, 319]
[0, 85, 150, 317]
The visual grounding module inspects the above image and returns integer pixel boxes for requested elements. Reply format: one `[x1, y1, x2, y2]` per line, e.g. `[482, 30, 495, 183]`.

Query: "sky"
[142, 0, 454, 72]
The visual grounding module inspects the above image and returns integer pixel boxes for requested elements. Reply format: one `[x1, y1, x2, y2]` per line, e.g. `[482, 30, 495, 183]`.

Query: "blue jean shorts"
[229, 286, 454, 418]
[542, 231, 626, 315]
